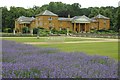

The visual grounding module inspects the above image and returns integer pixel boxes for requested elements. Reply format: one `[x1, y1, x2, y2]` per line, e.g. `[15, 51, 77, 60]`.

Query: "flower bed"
[2, 40, 118, 78]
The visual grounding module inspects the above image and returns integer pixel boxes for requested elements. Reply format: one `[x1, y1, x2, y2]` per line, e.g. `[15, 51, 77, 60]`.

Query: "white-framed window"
[48, 17, 52, 20]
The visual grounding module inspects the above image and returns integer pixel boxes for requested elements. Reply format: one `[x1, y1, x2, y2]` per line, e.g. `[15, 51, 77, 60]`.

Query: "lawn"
[2, 37, 103, 42]
[2, 40, 118, 78]
[35, 42, 118, 60]
[2, 37, 118, 60]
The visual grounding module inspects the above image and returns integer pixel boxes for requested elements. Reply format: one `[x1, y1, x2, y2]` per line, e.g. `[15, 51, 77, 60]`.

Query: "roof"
[17, 16, 35, 24]
[94, 14, 110, 19]
[71, 15, 91, 23]
[91, 14, 110, 22]
[91, 17, 98, 22]
[36, 10, 58, 16]
[58, 17, 72, 21]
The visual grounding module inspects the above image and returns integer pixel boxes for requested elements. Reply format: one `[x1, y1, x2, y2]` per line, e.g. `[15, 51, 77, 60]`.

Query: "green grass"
[2, 37, 101, 42]
[2, 37, 118, 60]
[3, 37, 46, 42]
[35, 42, 118, 60]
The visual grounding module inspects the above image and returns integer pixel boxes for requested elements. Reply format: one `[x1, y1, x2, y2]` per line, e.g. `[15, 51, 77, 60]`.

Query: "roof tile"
[36, 10, 58, 16]
[17, 16, 35, 24]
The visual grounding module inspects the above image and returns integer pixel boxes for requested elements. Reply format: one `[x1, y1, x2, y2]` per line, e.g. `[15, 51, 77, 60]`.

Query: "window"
[104, 20, 106, 29]
[60, 21, 62, 26]
[59, 27, 62, 31]
[49, 21, 52, 26]
[49, 27, 52, 30]
[104, 20, 106, 24]
[39, 22, 42, 26]
[48, 17, 52, 20]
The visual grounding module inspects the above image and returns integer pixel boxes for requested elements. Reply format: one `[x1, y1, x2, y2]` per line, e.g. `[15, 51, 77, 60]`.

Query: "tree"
[116, 7, 120, 31]
[1, 2, 119, 32]
[2, 7, 8, 32]
[89, 7, 99, 17]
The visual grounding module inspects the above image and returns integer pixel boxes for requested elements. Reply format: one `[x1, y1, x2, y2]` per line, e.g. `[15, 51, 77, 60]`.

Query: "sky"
[0, 0, 119, 10]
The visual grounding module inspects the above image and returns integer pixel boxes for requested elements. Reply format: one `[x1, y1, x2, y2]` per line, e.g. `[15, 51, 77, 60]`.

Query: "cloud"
[118, 1, 120, 6]
[0, 0, 119, 9]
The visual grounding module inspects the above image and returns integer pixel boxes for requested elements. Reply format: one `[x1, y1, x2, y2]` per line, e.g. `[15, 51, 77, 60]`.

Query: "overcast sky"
[0, 0, 119, 10]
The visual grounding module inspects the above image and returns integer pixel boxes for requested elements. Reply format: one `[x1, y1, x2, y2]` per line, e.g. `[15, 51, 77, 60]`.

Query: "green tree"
[116, 7, 120, 31]
[1, 2, 119, 32]
[89, 7, 99, 17]
[2, 7, 8, 32]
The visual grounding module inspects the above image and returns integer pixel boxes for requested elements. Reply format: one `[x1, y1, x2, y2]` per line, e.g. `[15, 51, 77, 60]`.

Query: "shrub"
[90, 29, 118, 35]
[2, 40, 118, 78]
[50, 28, 59, 34]
[37, 27, 49, 36]
[59, 29, 67, 34]
[69, 31, 73, 33]
[3, 28, 12, 33]
[1, 33, 37, 37]
[90, 29, 97, 33]
[22, 27, 30, 33]
[33, 28, 39, 34]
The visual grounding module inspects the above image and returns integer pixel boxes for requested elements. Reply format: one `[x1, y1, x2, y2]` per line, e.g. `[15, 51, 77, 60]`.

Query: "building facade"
[15, 10, 110, 33]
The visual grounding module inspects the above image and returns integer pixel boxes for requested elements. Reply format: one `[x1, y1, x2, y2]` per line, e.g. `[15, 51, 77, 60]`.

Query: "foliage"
[115, 7, 120, 31]
[2, 40, 118, 78]
[74, 33, 118, 39]
[90, 29, 118, 34]
[90, 29, 97, 33]
[33, 28, 38, 34]
[37, 27, 49, 36]
[50, 28, 69, 35]
[3, 28, 12, 33]
[50, 28, 59, 34]
[1, 2, 119, 32]
[59, 29, 67, 34]
[22, 27, 30, 33]
[2, 33, 36, 37]
[3, 37, 118, 59]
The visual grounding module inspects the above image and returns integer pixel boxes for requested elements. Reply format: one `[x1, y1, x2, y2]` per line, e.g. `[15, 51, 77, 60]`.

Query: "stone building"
[15, 10, 110, 33]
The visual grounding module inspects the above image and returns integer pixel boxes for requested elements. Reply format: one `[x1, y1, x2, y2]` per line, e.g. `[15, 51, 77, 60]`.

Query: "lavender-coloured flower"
[2, 40, 118, 78]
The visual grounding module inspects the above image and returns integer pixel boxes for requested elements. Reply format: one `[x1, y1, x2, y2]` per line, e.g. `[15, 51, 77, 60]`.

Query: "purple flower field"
[2, 40, 118, 78]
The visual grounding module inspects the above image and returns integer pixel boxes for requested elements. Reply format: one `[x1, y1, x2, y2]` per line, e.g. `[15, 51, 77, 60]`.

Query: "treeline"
[1, 2, 120, 32]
